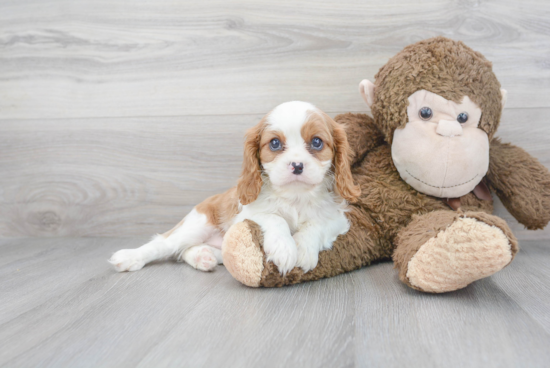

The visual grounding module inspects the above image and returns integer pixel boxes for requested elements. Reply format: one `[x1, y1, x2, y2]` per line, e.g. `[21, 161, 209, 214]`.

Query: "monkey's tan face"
[391, 90, 489, 198]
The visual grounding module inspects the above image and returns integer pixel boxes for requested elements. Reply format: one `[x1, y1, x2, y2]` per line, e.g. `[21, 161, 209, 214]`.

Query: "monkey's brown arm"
[335, 113, 385, 165]
[486, 138, 550, 229]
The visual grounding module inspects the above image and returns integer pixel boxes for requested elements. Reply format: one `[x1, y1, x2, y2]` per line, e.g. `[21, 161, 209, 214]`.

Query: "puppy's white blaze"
[266, 101, 317, 133]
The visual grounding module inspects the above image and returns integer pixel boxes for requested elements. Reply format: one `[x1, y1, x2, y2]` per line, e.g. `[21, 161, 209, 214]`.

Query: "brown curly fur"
[237, 120, 266, 205]
[227, 37, 550, 290]
[486, 139, 550, 229]
[328, 113, 362, 202]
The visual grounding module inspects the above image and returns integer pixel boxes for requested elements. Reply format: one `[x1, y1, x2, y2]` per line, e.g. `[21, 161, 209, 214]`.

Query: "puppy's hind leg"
[165, 208, 218, 262]
[109, 208, 215, 272]
[182, 245, 223, 272]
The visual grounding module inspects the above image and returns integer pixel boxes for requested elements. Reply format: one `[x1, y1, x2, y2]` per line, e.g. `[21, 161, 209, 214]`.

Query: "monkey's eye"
[457, 112, 469, 124]
[311, 137, 324, 150]
[269, 138, 282, 151]
[419, 107, 433, 120]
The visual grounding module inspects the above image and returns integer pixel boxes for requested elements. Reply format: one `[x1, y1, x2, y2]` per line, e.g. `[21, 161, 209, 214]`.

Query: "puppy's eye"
[269, 138, 282, 151]
[419, 107, 433, 120]
[457, 112, 469, 124]
[311, 137, 323, 150]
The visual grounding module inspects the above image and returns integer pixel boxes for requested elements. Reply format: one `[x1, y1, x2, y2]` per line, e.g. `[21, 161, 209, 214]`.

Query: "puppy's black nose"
[291, 162, 303, 175]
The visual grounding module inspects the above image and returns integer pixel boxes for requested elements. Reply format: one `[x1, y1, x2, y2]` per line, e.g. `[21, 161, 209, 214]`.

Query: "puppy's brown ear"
[237, 121, 264, 205]
[331, 118, 361, 202]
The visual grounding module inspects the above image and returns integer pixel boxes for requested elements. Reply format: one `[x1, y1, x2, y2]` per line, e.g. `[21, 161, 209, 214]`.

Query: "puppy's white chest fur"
[236, 180, 350, 244]
[231, 179, 350, 273]
[271, 187, 347, 235]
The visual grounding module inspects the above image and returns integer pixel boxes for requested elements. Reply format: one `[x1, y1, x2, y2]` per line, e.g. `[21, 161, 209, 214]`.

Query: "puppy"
[109, 101, 360, 274]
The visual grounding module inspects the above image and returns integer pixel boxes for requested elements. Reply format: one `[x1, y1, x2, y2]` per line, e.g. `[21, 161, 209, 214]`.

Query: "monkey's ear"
[500, 89, 508, 109]
[359, 79, 375, 107]
[237, 122, 264, 205]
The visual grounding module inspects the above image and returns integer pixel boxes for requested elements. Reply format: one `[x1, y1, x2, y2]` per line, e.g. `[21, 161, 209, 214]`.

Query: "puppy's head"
[237, 101, 360, 205]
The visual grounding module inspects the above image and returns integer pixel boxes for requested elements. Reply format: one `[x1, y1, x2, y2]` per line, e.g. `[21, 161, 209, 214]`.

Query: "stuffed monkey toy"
[221, 37, 550, 293]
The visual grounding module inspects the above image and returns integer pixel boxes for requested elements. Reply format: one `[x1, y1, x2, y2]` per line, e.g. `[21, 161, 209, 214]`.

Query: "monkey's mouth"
[405, 170, 479, 189]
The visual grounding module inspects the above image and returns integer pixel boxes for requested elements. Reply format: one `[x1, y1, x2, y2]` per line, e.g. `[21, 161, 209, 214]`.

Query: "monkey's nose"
[436, 120, 463, 137]
[291, 162, 304, 175]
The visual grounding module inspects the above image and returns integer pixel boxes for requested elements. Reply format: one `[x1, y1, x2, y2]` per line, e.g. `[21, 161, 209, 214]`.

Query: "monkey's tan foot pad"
[222, 220, 265, 287]
[406, 215, 516, 293]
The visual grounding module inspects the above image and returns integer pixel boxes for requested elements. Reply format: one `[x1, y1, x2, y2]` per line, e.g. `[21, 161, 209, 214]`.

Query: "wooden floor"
[1, 237, 549, 368]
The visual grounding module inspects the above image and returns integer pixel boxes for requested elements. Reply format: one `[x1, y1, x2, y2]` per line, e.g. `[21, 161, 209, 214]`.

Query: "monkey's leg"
[222, 207, 388, 287]
[393, 210, 518, 293]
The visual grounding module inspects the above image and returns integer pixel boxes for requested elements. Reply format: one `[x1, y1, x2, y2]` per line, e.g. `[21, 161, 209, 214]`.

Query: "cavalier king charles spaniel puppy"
[109, 101, 360, 274]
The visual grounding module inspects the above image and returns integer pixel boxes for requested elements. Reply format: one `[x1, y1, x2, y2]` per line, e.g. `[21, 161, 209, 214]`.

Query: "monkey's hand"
[486, 138, 550, 230]
[334, 113, 384, 166]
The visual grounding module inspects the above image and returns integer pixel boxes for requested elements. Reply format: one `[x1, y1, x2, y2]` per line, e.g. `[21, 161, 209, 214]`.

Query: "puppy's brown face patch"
[259, 130, 286, 164]
[301, 112, 334, 163]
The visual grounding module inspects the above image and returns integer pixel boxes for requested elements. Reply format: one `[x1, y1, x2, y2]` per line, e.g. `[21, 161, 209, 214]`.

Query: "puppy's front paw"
[263, 233, 297, 275]
[109, 249, 145, 272]
[294, 234, 320, 273]
[296, 245, 319, 273]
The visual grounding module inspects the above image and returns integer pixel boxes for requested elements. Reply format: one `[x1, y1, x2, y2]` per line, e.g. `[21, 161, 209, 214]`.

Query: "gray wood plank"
[353, 261, 550, 368]
[136, 272, 355, 368]
[1, 238, 549, 368]
[1, 0, 550, 120]
[1, 109, 550, 238]
[0, 238, 138, 325]
[493, 239, 550, 334]
[0, 238, 227, 367]
[0, 115, 253, 237]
